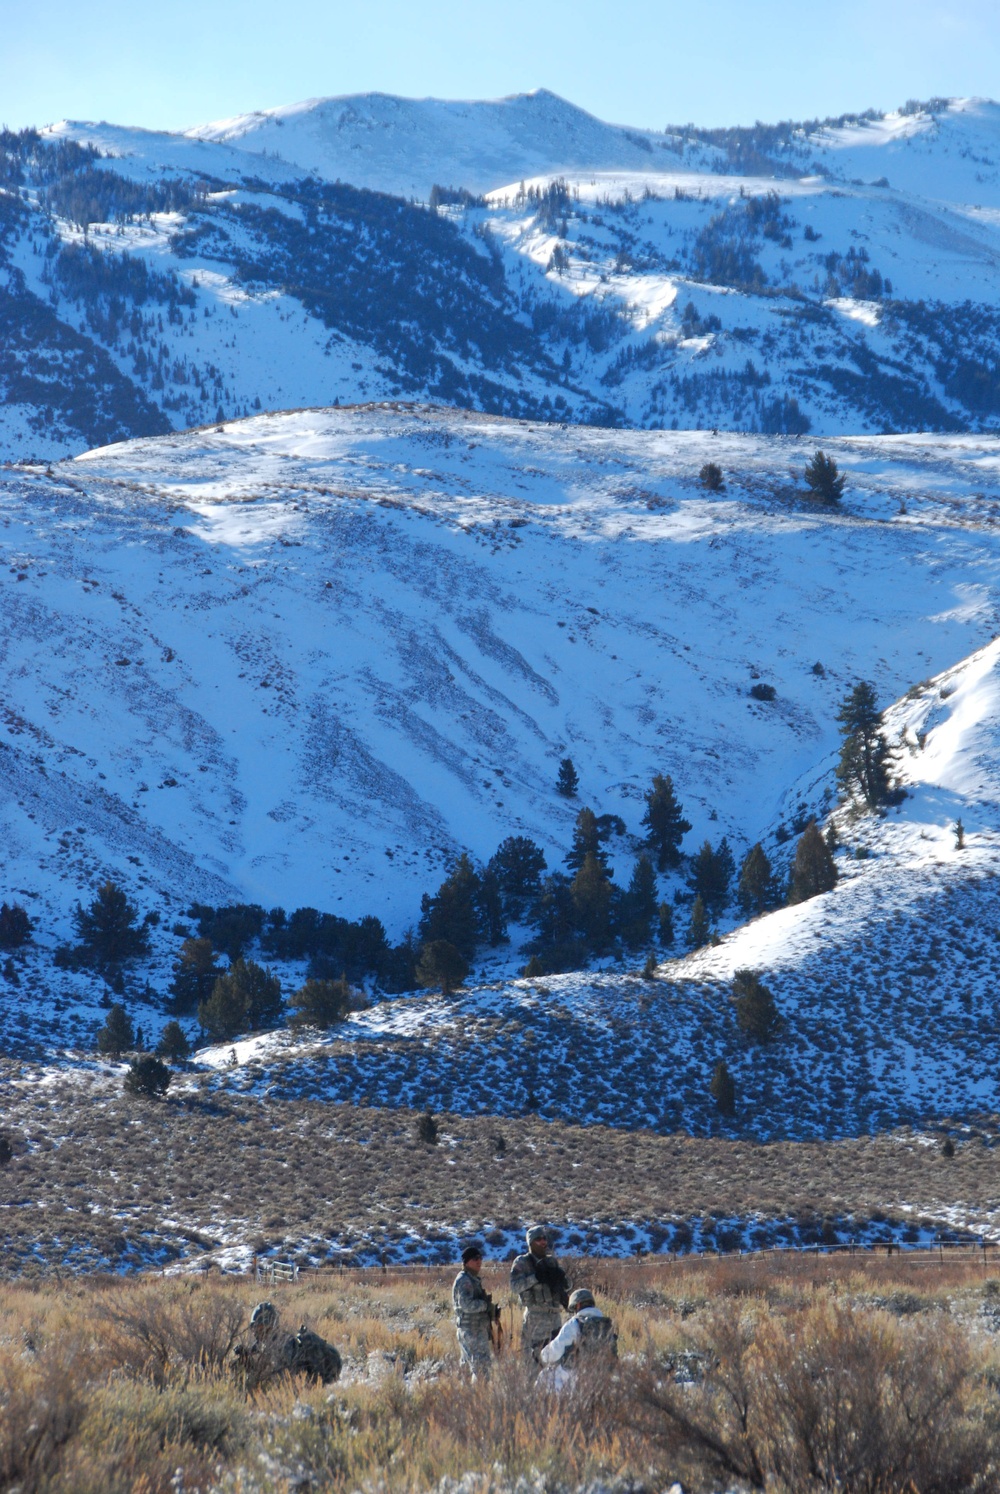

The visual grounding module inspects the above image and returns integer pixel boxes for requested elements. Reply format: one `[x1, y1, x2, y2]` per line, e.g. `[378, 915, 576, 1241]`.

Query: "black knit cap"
[462, 1242, 484, 1264]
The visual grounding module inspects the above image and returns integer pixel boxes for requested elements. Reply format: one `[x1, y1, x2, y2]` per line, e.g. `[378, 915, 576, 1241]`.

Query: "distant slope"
[9, 95, 1000, 457]
[184, 89, 681, 200]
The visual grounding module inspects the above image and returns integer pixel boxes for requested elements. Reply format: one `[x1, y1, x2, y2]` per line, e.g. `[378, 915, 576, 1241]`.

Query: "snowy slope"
[40, 119, 309, 189]
[4, 404, 1000, 1080]
[8, 94, 1000, 460]
[184, 89, 682, 200]
[806, 98, 1000, 208]
[194, 634, 1000, 1143]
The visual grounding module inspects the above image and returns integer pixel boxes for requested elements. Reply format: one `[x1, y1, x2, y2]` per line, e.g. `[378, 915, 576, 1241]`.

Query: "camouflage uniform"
[452, 1266, 492, 1376]
[510, 1226, 568, 1358]
[232, 1302, 341, 1389]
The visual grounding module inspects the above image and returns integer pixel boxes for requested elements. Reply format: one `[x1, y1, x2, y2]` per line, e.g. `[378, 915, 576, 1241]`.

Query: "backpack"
[287, 1326, 343, 1384]
[572, 1312, 618, 1360]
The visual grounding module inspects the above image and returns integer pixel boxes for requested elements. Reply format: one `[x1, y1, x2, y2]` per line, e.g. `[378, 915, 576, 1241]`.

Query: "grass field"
[4, 1253, 1000, 1492]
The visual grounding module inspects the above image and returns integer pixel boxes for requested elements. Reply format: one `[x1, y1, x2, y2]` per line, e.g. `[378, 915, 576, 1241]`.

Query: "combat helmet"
[250, 1300, 279, 1330]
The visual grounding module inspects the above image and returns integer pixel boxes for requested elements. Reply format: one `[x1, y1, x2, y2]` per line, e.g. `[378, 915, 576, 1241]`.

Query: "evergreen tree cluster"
[186, 901, 411, 989]
[174, 175, 590, 426]
[53, 242, 195, 315]
[0, 902, 32, 950]
[44, 168, 199, 230]
[197, 958, 282, 1041]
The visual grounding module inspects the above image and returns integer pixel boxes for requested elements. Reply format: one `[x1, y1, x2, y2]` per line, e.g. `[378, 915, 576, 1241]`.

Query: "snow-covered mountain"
[6, 94, 1000, 461]
[4, 404, 1000, 1147]
[184, 88, 678, 201]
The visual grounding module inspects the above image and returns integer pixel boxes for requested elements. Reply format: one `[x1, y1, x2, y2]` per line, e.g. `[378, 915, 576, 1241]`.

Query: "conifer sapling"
[710, 1059, 736, 1115]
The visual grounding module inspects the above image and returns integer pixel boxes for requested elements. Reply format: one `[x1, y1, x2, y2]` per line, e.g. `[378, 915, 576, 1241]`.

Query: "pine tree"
[737, 843, 772, 915]
[198, 958, 282, 1040]
[710, 1059, 736, 1115]
[238, 959, 282, 1029]
[733, 968, 780, 1043]
[288, 977, 351, 1028]
[155, 1019, 191, 1062]
[487, 836, 547, 919]
[168, 937, 220, 1014]
[788, 821, 838, 903]
[531, 873, 576, 948]
[198, 970, 246, 1042]
[620, 853, 658, 949]
[571, 852, 613, 949]
[415, 939, 468, 995]
[641, 774, 691, 870]
[566, 807, 604, 873]
[0, 902, 31, 949]
[415, 1109, 439, 1144]
[716, 837, 735, 903]
[804, 450, 845, 504]
[657, 901, 675, 947]
[419, 853, 481, 960]
[556, 757, 579, 797]
[690, 838, 732, 914]
[476, 866, 508, 946]
[96, 1002, 134, 1057]
[688, 894, 710, 949]
[836, 681, 890, 808]
[74, 882, 150, 963]
[123, 1054, 172, 1097]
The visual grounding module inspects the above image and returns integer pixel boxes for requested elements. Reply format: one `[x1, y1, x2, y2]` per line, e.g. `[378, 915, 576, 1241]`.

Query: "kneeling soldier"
[538, 1288, 617, 1388]
[232, 1300, 341, 1390]
[452, 1242, 498, 1378]
[510, 1224, 569, 1360]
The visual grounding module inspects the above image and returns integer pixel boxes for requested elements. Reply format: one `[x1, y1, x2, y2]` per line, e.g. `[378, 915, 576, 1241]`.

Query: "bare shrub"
[0, 1339, 87, 1493]
[631, 1295, 998, 1492]
[419, 1354, 637, 1481]
[97, 1284, 245, 1385]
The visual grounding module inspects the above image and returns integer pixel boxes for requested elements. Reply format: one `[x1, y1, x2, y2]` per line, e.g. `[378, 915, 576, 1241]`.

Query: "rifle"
[485, 1292, 504, 1355]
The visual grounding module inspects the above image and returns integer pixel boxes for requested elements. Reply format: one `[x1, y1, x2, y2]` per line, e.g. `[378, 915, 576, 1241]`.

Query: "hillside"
[4, 95, 1000, 457]
[1, 405, 999, 1147]
[184, 88, 680, 200]
[211, 637, 1000, 1143]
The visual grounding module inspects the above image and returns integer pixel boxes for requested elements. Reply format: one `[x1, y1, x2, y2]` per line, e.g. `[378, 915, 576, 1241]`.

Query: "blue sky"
[5, 0, 1000, 133]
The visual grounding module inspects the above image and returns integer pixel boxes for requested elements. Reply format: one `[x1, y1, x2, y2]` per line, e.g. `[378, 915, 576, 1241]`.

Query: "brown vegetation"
[2, 1059, 999, 1271]
[0, 1257, 999, 1492]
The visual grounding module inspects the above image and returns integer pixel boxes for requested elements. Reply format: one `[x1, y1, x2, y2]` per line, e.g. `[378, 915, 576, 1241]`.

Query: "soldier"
[452, 1242, 497, 1378]
[232, 1300, 341, 1390]
[538, 1288, 618, 1389]
[231, 1300, 288, 1390]
[510, 1224, 569, 1359]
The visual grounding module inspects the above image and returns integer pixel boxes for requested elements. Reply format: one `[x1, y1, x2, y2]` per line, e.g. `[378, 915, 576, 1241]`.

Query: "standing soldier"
[510, 1224, 569, 1359]
[452, 1242, 497, 1378]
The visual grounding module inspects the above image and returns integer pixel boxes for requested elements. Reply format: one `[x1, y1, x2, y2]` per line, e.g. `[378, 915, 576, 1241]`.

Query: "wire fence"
[246, 1236, 1000, 1285]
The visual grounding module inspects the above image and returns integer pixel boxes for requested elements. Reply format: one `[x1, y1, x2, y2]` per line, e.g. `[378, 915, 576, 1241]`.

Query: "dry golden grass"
[0, 1257, 1000, 1491]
